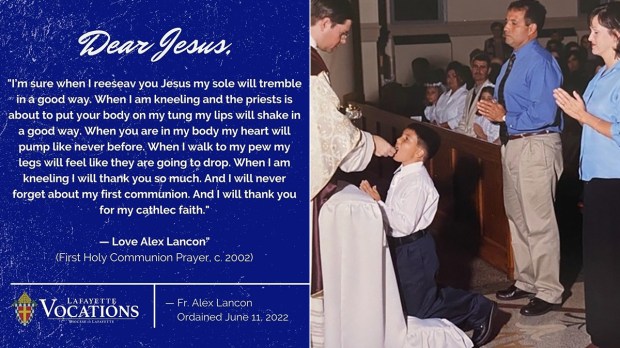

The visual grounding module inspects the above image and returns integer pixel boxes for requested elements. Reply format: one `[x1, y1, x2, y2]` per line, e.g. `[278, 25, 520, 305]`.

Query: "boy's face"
[394, 129, 425, 165]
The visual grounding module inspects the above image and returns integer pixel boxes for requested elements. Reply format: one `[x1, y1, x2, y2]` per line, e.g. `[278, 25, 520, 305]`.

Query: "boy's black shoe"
[471, 301, 497, 347]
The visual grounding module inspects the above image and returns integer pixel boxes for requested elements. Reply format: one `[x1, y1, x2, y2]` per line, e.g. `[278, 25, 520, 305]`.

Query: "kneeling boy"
[360, 123, 497, 347]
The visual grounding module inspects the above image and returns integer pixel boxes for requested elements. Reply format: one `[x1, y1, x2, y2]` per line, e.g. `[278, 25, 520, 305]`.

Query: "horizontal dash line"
[11, 282, 309, 286]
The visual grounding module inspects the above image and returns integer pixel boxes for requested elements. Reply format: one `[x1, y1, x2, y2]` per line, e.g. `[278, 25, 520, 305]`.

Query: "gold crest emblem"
[12, 292, 37, 326]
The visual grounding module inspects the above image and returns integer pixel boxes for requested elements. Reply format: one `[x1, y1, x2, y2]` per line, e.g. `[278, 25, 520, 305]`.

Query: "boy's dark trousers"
[390, 231, 491, 330]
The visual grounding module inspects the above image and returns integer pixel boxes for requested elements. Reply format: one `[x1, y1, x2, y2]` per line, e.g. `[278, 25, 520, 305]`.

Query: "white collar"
[449, 84, 467, 97]
[395, 161, 424, 176]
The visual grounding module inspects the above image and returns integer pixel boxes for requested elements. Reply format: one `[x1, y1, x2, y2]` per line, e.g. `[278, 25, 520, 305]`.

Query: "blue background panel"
[1, 0, 309, 346]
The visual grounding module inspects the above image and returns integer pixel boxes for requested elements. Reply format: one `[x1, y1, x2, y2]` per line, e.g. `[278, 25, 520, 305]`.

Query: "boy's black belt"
[388, 229, 428, 247]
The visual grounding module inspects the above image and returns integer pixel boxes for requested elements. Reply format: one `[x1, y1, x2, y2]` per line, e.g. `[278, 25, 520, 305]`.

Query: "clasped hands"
[553, 88, 586, 122]
[476, 99, 506, 123]
[359, 180, 381, 201]
[476, 89, 587, 123]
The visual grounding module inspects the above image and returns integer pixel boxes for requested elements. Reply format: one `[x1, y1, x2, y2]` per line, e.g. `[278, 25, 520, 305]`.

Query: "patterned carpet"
[479, 281, 591, 347]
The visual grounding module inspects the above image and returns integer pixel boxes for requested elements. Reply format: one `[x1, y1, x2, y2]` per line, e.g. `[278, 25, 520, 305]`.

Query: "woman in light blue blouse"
[553, 3, 620, 347]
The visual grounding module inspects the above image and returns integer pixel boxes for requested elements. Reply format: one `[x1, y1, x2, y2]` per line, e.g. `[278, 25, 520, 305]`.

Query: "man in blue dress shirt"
[477, 0, 564, 317]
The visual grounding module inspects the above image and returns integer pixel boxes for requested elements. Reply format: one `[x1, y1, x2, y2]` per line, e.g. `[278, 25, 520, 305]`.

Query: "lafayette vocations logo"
[12, 292, 37, 326]
[39, 296, 140, 324]
[11, 292, 141, 325]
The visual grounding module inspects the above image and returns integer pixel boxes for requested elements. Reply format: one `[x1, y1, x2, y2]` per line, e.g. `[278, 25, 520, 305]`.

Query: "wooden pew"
[357, 104, 513, 279]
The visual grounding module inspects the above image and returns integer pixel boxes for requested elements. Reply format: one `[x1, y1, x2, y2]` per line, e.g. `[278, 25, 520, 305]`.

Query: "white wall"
[447, 0, 578, 22]
[317, 42, 356, 100]
[394, 43, 453, 87]
[446, 1, 509, 22]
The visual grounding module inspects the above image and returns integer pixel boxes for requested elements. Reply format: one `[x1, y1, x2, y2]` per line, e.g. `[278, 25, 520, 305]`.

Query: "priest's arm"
[310, 72, 394, 199]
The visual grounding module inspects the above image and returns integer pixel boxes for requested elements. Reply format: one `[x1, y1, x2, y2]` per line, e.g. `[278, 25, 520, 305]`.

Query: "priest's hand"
[360, 180, 381, 201]
[372, 135, 396, 157]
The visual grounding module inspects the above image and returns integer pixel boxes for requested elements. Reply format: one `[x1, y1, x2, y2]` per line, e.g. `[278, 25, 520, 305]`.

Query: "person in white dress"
[428, 62, 469, 129]
[473, 86, 501, 144]
[423, 81, 444, 123]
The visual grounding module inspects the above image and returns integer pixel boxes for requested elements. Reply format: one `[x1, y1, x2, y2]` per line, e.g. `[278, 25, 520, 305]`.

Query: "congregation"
[380, 25, 602, 147]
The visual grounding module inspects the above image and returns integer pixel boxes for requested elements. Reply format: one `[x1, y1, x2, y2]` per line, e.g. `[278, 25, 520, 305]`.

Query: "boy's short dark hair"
[405, 123, 440, 161]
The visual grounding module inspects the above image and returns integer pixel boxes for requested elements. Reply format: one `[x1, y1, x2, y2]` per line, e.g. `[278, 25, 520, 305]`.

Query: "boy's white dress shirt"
[378, 162, 439, 238]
